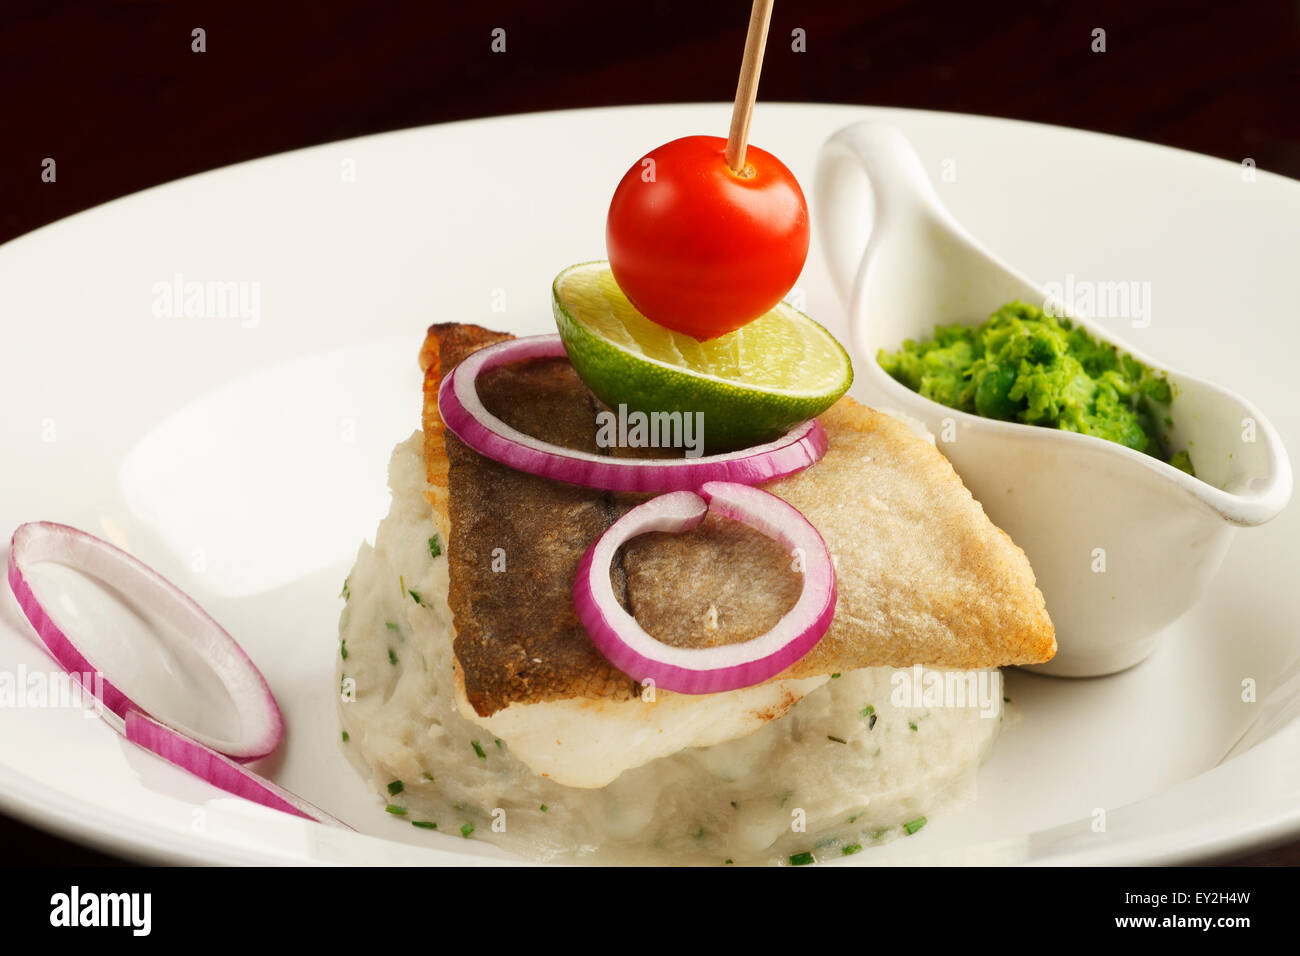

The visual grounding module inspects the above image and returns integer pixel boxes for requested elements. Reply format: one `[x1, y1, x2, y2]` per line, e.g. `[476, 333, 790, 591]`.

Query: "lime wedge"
[553, 262, 853, 450]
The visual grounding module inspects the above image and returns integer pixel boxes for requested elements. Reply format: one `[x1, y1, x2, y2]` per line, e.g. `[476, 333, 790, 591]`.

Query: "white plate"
[2, 103, 1298, 866]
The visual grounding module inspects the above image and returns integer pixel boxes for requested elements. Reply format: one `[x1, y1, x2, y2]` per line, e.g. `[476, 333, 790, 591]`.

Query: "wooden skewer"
[725, 0, 776, 175]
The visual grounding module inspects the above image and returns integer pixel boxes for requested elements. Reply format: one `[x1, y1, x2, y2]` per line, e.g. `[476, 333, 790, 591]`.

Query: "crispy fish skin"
[420, 323, 511, 543]
[421, 323, 1055, 718]
[422, 324, 638, 716]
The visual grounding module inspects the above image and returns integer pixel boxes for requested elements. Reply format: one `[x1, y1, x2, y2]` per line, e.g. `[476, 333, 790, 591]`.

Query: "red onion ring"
[7, 522, 344, 827]
[7, 521, 283, 759]
[437, 334, 828, 492]
[573, 481, 837, 694]
[124, 710, 348, 828]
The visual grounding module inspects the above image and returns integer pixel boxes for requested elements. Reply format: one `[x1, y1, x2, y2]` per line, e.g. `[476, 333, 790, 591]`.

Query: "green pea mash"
[877, 301, 1194, 474]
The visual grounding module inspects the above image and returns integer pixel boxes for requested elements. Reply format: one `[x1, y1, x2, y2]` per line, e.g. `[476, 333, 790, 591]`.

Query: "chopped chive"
[904, 816, 927, 835]
[827, 735, 848, 744]
[385, 804, 407, 816]
[692, 827, 705, 839]
[399, 574, 405, 596]
[387, 780, 404, 796]
[730, 801, 739, 810]
[340, 577, 350, 600]
[539, 804, 548, 813]
[409, 589, 423, 604]
[472, 740, 486, 759]
[494, 738, 504, 750]
[422, 771, 435, 782]
[724, 859, 734, 865]
[860, 705, 875, 717]
[428, 535, 442, 558]
[908, 721, 918, 731]
[388, 648, 399, 666]
[460, 822, 475, 838]
[789, 851, 815, 866]
[847, 815, 857, 824]
[868, 714, 877, 730]
[842, 843, 863, 856]
[385, 621, 400, 633]
[1003, 696, 1011, 703]
[830, 672, 841, 679]
[340, 639, 348, 660]
[411, 821, 437, 829]
[341, 730, 350, 743]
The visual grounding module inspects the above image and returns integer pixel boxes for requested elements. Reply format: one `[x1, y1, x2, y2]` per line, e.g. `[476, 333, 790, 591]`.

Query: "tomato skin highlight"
[606, 135, 810, 340]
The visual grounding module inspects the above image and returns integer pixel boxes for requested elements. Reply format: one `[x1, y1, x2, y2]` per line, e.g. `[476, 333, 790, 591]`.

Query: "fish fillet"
[418, 322, 1054, 786]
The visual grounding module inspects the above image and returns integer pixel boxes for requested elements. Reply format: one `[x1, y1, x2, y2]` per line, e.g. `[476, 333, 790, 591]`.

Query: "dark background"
[3, 0, 1299, 865]
[5, 0, 1300, 246]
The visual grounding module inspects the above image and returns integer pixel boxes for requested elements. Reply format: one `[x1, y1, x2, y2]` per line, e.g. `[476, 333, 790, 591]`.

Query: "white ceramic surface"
[1, 103, 1299, 865]
[816, 122, 1292, 678]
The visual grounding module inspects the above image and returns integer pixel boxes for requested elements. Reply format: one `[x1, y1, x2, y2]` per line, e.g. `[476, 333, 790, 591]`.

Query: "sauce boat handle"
[813, 123, 945, 314]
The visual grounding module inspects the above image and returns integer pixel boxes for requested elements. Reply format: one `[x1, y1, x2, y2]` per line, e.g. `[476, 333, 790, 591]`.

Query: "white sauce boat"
[815, 122, 1292, 677]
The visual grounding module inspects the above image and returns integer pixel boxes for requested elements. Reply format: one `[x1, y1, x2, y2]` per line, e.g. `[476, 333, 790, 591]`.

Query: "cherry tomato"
[606, 135, 810, 340]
